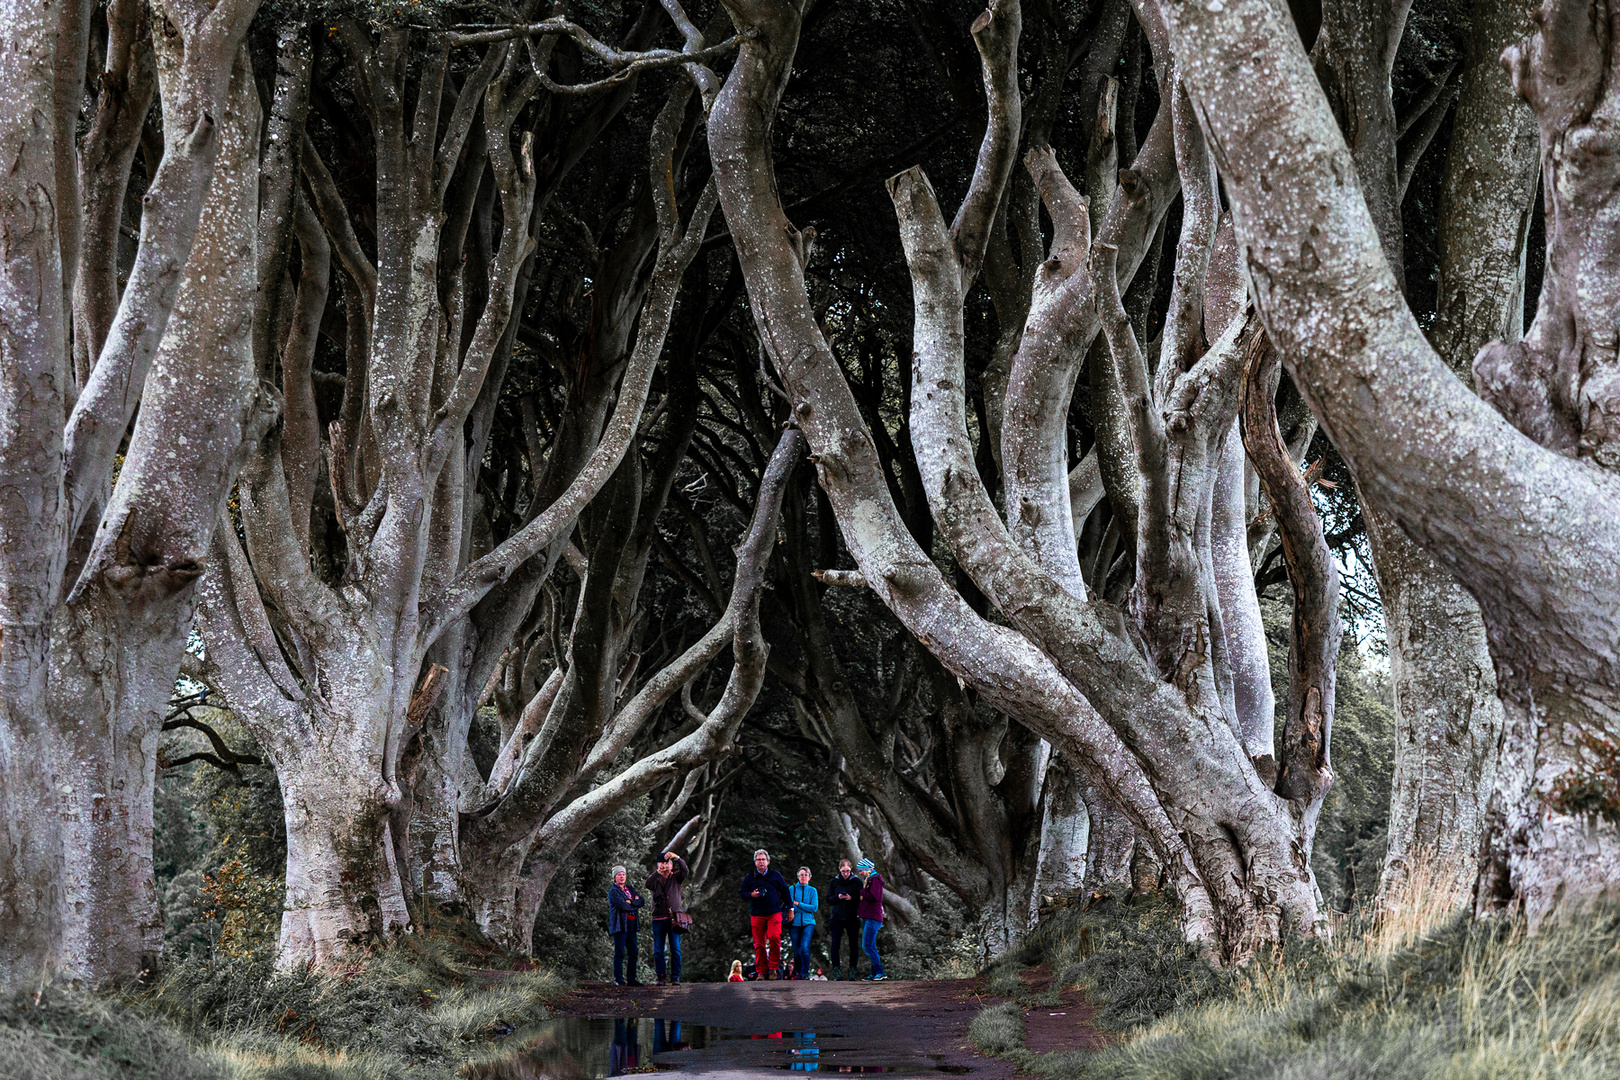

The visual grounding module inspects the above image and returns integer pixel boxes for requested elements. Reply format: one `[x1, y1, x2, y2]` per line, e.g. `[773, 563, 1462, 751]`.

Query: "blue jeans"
[790, 923, 814, 978]
[861, 918, 884, 977]
[652, 919, 682, 979]
[612, 929, 639, 983]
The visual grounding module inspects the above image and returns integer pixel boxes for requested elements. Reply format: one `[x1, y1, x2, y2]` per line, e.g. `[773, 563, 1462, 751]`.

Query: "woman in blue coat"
[608, 866, 645, 985]
[788, 867, 819, 980]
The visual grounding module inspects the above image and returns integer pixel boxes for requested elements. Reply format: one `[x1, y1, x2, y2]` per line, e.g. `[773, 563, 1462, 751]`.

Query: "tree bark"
[1377, 0, 1537, 913]
[279, 759, 413, 971]
[1161, 0, 1620, 925]
[1310, 0, 1530, 915]
[0, 0, 72, 993]
[51, 40, 267, 985]
[1032, 756, 1091, 899]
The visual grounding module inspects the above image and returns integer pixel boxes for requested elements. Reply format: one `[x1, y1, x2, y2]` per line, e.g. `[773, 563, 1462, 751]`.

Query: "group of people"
[735, 850, 888, 982]
[604, 848, 889, 985]
[607, 851, 690, 986]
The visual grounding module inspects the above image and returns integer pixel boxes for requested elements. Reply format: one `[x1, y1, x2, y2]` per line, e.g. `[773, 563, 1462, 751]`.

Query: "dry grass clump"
[967, 1000, 1025, 1056]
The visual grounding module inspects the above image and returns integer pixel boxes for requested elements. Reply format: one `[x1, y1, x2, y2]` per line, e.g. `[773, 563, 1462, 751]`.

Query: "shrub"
[143, 934, 570, 1075]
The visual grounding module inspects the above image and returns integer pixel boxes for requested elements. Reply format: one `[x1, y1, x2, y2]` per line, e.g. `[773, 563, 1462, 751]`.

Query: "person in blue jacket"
[608, 865, 645, 986]
[788, 867, 819, 980]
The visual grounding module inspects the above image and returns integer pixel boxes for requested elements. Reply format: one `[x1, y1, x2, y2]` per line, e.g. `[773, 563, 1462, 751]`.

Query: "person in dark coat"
[856, 858, 887, 981]
[824, 858, 863, 980]
[608, 865, 645, 985]
[643, 851, 689, 985]
[737, 848, 792, 979]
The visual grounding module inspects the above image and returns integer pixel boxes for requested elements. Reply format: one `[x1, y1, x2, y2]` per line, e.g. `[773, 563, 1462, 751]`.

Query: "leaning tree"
[1163, 0, 1620, 921]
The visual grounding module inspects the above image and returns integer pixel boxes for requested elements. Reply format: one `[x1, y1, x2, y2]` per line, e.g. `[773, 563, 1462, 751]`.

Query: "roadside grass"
[0, 990, 222, 1080]
[3, 905, 571, 1080]
[969, 869, 1620, 1079]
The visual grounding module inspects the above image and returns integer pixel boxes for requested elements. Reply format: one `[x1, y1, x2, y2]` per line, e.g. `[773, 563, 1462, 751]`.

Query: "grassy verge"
[969, 877, 1620, 1079]
[4, 913, 572, 1080]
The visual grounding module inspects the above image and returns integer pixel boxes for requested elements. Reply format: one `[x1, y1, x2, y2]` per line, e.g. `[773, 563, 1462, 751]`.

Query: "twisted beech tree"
[1299, 0, 1534, 914]
[187, 4, 760, 968]
[1164, 0, 1620, 920]
[712, 0, 1351, 962]
[0, 0, 266, 990]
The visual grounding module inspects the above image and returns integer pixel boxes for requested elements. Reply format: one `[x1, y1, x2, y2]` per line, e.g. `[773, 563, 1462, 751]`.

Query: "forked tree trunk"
[50, 35, 264, 984]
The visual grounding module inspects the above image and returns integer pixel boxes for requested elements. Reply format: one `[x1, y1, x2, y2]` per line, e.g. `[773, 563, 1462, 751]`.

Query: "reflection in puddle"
[466, 1017, 713, 1078]
[464, 1016, 972, 1077]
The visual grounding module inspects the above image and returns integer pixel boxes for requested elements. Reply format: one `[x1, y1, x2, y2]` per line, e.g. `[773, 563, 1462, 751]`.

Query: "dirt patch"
[1007, 965, 1109, 1055]
[1018, 994, 1109, 1055]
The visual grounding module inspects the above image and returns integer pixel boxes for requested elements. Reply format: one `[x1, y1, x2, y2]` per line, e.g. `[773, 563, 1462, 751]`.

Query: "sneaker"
[672, 978, 681, 986]
[614, 979, 626, 986]
[871, 973, 887, 981]
[655, 977, 666, 986]
[831, 969, 841, 981]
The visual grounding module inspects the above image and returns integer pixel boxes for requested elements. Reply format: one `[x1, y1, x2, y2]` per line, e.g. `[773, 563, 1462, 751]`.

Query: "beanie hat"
[855, 859, 875, 873]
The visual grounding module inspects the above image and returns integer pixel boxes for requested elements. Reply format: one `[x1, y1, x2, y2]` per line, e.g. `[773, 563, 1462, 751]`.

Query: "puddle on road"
[465, 1016, 976, 1078]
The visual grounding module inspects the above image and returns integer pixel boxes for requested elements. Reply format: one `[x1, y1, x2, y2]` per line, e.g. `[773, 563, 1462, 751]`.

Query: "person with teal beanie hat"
[855, 858, 886, 981]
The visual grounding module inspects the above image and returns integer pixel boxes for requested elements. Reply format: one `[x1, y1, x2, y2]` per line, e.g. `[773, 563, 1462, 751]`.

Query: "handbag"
[673, 911, 695, 933]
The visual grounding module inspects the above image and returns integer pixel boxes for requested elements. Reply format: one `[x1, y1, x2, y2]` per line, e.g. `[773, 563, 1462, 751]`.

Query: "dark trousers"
[652, 918, 682, 979]
[828, 919, 860, 970]
[612, 929, 639, 983]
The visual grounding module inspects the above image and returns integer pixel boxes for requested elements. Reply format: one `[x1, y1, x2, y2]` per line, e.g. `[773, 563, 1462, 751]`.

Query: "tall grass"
[974, 865, 1620, 1079]
[4, 930, 571, 1080]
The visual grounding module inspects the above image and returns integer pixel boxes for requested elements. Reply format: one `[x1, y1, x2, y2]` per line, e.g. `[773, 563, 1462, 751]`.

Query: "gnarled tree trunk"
[1162, 0, 1620, 928]
[1377, 0, 1536, 912]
